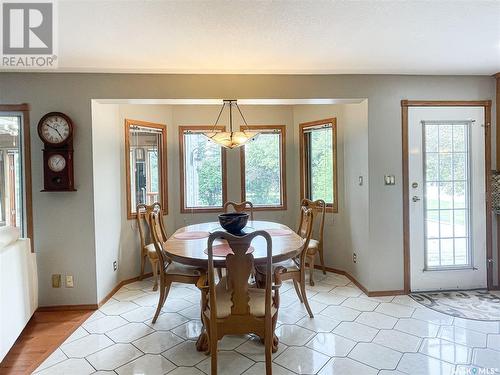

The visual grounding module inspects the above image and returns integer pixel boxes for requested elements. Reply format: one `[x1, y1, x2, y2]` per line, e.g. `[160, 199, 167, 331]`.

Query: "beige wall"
[91, 103, 121, 302]
[341, 101, 370, 287]
[0, 73, 494, 305]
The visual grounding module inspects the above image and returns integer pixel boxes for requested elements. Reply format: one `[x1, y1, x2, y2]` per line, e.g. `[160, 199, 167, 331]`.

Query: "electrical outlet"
[113, 261, 117, 271]
[52, 274, 61, 288]
[66, 275, 74, 288]
[353, 253, 357, 263]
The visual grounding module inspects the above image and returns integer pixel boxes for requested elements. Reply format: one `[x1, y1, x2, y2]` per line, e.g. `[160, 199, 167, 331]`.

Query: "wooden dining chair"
[223, 201, 254, 220]
[149, 208, 204, 323]
[255, 207, 315, 318]
[300, 199, 327, 286]
[136, 202, 165, 291]
[201, 230, 281, 375]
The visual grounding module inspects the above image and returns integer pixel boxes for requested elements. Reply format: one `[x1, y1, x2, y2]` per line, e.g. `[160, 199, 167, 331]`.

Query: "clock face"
[40, 115, 71, 145]
[48, 154, 66, 172]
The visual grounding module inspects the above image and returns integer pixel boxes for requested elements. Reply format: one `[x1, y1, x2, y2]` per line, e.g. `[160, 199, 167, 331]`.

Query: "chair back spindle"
[148, 208, 171, 267]
[223, 201, 254, 220]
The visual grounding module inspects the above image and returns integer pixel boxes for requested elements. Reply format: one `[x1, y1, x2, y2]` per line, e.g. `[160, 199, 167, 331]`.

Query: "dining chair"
[136, 202, 164, 291]
[300, 199, 327, 286]
[223, 201, 254, 220]
[201, 230, 281, 375]
[149, 208, 204, 323]
[255, 206, 315, 318]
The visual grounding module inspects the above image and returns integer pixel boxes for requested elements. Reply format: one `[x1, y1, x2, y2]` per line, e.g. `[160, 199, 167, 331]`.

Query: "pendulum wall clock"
[38, 112, 77, 191]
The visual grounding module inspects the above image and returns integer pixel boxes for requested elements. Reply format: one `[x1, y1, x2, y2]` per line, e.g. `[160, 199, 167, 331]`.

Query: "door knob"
[412, 196, 421, 202]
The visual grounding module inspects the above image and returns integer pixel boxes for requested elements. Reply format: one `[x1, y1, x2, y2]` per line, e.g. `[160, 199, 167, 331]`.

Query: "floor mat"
[410, 290, 500, 321]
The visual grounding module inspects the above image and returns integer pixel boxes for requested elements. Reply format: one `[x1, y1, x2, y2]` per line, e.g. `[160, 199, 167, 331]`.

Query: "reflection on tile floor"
[33, 271, 500, 374]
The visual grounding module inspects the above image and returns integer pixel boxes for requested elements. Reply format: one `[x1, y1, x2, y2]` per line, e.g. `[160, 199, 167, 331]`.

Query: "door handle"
[412, 196, 421, 202]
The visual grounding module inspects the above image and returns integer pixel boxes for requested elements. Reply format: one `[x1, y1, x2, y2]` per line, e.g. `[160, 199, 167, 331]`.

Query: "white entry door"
[409, 107, 486, 292]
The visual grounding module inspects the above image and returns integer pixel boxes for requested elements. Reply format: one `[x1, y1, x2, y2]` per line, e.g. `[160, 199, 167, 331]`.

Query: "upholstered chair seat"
[307, 239, 320, 254]
[145, 243, 159, 259]
[163, 261, 203, 277]
[256, 259, 298, 274]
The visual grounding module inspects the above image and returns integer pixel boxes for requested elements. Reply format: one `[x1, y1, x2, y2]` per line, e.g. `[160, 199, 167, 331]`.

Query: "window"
[300, 118, 338, 212]
[241, 125, 286, 209]
[180, 126, 227, 212]
[423, 121, 472, 269]
[125, 119, 168, 219]
[0, 104, 32, 246]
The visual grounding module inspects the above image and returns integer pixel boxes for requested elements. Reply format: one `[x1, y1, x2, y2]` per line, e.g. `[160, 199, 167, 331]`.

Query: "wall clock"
[37, 112, 76, 192]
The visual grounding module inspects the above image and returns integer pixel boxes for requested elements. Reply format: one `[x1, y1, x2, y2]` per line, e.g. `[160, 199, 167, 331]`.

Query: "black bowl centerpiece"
[218, 212, 249, 235]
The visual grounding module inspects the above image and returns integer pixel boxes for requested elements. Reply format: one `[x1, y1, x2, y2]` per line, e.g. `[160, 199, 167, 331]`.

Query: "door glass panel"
[0, 115, 24, 233]
[423, 121, 471, 269]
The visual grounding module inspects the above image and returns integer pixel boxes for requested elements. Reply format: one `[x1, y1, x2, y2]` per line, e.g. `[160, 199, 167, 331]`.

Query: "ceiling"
[26, 1, 500, 74]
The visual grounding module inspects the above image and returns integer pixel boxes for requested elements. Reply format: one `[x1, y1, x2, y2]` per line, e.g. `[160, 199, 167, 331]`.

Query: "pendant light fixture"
[202, 99, 260, 149]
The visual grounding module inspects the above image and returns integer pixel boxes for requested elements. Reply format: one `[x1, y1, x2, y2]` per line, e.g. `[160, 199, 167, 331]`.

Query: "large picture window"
[180, 126, 227, 212]
[125, 119, 168, 219]
[300, 118, 338, 212]
[240, 125, 286, 209]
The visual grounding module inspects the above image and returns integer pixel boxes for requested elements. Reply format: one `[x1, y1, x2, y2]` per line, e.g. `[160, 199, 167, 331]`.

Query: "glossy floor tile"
[33, 272, 500, 374]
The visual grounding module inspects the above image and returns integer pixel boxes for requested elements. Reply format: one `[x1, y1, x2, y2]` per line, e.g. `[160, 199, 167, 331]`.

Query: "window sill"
[423, 266, 476, 272]
[252, 205, 287, 211]
[180, 207, 224, 214]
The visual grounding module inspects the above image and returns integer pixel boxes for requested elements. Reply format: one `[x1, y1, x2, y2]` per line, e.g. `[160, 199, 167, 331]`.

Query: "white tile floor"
[33, 271, 500, 375]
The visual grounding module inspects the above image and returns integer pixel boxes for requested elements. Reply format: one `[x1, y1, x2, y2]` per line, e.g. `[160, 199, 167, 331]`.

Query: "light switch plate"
[384, 175, 396, 185]
[66, 275, 74, 288]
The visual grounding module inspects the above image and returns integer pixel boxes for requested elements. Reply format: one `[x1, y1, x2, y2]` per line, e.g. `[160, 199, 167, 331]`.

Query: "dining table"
[163, 220, 305, 352]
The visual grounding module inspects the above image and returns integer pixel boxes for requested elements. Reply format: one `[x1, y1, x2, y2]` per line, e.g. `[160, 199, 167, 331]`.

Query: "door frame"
[401, 100, 493, 293]
[0, 104, 33, 251]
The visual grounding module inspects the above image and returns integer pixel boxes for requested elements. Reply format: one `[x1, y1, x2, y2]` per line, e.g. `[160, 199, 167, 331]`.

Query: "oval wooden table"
[164, 220, 305, 268]
[163, 220, 304, 352]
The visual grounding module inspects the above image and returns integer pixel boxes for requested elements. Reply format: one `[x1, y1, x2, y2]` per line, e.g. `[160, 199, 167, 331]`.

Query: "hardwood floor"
[0, 310, 93, 375]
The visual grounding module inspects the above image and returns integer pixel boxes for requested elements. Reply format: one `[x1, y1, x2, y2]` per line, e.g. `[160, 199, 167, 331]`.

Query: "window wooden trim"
[124, 119, 168, 220]
[179, 125, 227, 213]
[239, 125, 287, 211]
[299, 118, 338, 213]
[0, 104, 33, 251]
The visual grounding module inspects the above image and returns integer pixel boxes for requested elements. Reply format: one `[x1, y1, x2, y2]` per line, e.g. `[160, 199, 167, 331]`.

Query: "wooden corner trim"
[36, 304, 98, 312]
[98, 272, 153, 307]
[314, 265, 406, 297]
[401, 100, 491, 107]
[0, 103, 30, 112]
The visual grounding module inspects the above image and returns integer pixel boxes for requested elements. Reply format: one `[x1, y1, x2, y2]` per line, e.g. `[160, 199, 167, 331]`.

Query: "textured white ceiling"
[33, 0, 500, 74]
